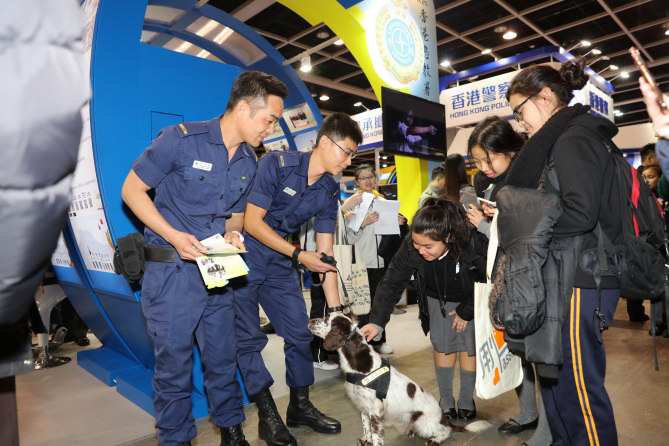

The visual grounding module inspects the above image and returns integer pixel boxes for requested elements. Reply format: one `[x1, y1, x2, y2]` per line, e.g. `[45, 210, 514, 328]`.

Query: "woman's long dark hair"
[442, 154, 468, 202]
[411, 196, 470, 261]
[505, 58, 589, 107]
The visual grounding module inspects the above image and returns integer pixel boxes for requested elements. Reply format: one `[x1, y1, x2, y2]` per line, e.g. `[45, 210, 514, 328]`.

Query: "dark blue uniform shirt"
[132, 116, 257, 246]
[247, 151, 338, 237]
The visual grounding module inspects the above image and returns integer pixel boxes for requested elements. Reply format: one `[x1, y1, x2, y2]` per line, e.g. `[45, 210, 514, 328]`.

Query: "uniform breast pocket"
[183, 168, 219, 205]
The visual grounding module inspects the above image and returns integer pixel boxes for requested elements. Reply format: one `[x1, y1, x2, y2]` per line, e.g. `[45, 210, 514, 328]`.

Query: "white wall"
[612, 123, 657, 149]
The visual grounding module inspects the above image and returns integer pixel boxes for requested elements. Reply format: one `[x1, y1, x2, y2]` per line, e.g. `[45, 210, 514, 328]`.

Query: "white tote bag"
[333, 208, 371, 315]
[474, 212, 523, 399]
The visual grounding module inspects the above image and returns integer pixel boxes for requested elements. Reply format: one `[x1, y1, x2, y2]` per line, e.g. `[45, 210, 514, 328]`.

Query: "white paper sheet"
[373, 199, 401, 235]
[347, 192, 375, 232]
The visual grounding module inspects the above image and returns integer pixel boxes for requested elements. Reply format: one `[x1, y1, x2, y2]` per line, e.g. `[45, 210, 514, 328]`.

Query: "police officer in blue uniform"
[121, 71, 288, 446]
[235, 113, 363, 446]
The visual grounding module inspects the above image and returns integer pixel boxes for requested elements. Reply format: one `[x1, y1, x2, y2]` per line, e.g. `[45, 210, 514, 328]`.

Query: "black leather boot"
[221, 424, 250, 446]
[285, 386, 341, 434]
[253, 389, 297, 446]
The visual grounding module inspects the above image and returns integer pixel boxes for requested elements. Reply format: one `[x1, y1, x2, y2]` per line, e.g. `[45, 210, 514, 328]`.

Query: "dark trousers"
[541, 287, 620, 446]
[0, 376, 18, 446]
[626, 297, 646, 320]
[309, 272, 330, 362]
[356, 267, 387, 345]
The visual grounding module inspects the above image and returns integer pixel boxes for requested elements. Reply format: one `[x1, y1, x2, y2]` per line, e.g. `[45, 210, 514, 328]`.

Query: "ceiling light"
[610, 64, 619, 70]
[665, 29, 669, 36]
[334, 39, 344, 45]
[614, 110, 623, 116]
[299, 55, 312, 73]
[592, 48, 601, 55]
[621, 71, 629, 78]
[354, 102, 370, 111]
[440, 60, 451, 67]
[481, 48, 492, 55]
[494, 25, 508, 33]
[503, 31, 517, 40]
[319, 95, 329, 101]
[317, 31, 329, 39]
[382, 156, 388, 160]
[382, 164, 388, 168]
[581, 40, 591, 47]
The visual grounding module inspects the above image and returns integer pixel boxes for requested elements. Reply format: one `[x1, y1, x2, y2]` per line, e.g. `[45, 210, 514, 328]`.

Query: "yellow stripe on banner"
[575, 288, 601, 446]
[570, 289, 595, 446]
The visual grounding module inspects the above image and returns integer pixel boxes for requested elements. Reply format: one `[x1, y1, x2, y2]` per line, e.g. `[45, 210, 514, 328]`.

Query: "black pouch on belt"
[114, 233, 148, 283]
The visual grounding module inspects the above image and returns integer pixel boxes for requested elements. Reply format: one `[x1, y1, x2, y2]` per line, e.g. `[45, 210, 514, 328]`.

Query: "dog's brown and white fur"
[308, 313, 489, 446]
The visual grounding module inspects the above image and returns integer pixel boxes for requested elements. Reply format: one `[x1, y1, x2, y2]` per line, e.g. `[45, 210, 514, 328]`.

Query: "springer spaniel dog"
[308, 312, 489, 446]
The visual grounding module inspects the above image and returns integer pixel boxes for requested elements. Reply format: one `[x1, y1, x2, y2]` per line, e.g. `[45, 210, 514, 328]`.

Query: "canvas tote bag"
[333, 207, 371, 315]
[474, 211, 523, 399]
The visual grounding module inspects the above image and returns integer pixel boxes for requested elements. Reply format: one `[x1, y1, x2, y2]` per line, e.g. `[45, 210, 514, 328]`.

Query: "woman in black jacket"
[360, 197, 487, 421]
[504, 58, 623, 446]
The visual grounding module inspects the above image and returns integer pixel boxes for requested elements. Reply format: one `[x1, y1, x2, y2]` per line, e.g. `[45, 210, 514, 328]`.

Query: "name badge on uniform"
[193, 160, 212, 171]
[283, 187, 296, 196]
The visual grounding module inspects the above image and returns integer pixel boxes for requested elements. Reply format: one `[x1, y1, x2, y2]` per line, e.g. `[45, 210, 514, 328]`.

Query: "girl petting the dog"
[360, 197, 487, 421]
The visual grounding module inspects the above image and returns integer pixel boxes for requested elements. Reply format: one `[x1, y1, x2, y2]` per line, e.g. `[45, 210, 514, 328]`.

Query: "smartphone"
[477, 197, 497, 208]
[630, 47, 668, 112]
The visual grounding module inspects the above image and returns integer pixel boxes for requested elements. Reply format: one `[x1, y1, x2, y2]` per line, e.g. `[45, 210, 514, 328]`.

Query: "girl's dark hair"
[467, 116, 524, 169]
[354, 163, 375, 180]
[442, 154, 468, 201]
[505, 58, 589, 107]
[411, 196, 470, 261]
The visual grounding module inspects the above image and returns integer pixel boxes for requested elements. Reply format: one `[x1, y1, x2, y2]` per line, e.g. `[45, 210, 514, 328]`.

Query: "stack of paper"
[347, 192, 375, 232]
[196, 234, 249, 289]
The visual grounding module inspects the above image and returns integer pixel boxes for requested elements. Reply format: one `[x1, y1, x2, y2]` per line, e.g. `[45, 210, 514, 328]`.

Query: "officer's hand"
[167, 230, 206, 261]
[298, 251, 337, 273]
[362, 211, 380, 228]
[360, 324, 379, 342]
[224, 231, 245, 251]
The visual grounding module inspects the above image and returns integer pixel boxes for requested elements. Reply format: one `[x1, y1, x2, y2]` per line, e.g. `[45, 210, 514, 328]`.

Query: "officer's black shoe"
[253, 389, 297, 446]
[221, 424, 250, 446]
[286, 386, 341, 434]
[260, 322, 276, 334]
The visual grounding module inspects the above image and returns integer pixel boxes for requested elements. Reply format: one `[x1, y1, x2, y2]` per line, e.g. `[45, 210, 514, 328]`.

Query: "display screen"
[381, 87, 446, 160]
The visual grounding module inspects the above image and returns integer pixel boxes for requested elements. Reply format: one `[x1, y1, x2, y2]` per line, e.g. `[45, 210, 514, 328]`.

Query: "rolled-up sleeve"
[314, 192, 338, 234]
[131, 127, 179, 188]
[247, 154, 278, 210]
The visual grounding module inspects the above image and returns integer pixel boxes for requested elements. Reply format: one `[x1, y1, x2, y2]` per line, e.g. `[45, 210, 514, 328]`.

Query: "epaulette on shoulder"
[276, 152, 300, 168]
[175, 122, 208, 138]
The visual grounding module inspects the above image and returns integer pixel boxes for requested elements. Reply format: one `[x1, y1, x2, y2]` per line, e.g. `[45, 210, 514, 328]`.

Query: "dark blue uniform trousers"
[142, 259, 244, 446]
[234, 235, 314, 396]
[540, 287, 620, 446]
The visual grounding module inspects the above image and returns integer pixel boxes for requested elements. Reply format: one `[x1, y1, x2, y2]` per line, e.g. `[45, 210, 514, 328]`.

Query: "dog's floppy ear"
[323, 316, 351, 351]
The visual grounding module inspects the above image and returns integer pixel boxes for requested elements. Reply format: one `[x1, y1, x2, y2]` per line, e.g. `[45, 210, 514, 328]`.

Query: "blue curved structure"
[54, 0, 323, 417]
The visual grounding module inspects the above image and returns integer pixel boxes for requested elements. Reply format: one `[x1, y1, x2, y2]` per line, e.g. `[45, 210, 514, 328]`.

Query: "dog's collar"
[345, 359, 391, 400]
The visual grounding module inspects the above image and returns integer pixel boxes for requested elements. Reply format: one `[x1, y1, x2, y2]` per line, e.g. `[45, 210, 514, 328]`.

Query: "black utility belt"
[113, 232, 176, 283]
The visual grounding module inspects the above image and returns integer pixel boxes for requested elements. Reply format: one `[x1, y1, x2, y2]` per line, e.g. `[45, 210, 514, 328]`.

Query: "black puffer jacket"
[369, 229, 487, 335]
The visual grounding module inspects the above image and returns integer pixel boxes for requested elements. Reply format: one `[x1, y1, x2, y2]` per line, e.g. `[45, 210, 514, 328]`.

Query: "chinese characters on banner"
[358, 0, 439, 102]
[439, 70, 517, 128]
[351, 108, 383, 148]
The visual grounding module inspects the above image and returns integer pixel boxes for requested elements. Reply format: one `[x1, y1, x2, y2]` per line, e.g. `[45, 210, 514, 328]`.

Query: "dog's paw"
[406, 429, 417, 438]
[425, 439, 440, 446]
[357, 438, 371, 446]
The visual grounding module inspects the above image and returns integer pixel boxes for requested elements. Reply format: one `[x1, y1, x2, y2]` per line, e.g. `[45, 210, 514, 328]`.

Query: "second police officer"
[235, 113, 363, 446]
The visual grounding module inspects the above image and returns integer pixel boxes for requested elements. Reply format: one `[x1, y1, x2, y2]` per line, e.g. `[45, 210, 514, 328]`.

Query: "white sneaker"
[374, 343, 394, 354]
[313, 360, 339, 371]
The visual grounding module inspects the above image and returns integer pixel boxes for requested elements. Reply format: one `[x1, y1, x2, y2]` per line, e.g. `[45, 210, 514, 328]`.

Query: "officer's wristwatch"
[292, 248, 303, 269]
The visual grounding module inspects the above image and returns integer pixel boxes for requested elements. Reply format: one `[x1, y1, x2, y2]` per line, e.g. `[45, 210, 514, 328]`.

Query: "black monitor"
[381, 87, 446, 161]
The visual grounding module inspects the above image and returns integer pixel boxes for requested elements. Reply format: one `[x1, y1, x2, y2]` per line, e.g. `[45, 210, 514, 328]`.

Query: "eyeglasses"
[512, 95, 533, 122]
[357, 175, 376, 182]
[327, 135, 357, 159]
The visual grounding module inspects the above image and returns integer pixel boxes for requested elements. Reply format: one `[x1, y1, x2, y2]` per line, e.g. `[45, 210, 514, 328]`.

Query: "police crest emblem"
[375, 0, 424, 85]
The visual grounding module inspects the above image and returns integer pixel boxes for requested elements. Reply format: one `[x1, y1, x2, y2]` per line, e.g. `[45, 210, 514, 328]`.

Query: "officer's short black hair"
[316, 113, 363, 148]
[431, 166, 445, 180]
[640, 143, 656, 164]
[226, 70, 288, 116]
